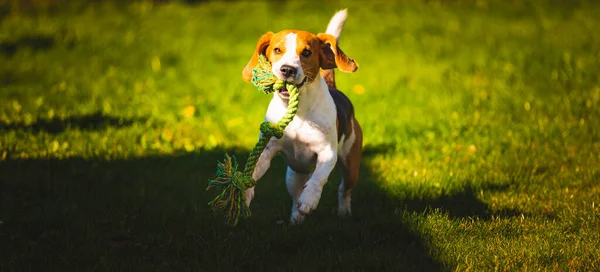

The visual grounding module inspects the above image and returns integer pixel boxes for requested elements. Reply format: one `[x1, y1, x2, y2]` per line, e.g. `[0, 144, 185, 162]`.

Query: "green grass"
[1, 0, 599, 270]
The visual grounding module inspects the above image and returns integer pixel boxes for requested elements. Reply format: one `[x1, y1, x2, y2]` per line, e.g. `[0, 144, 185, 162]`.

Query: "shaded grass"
[1, 0, 600, 270]
[0, 147, 445, 271]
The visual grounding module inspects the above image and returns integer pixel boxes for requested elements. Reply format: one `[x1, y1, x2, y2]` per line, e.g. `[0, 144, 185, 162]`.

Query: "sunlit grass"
[1, 0, 599, 270]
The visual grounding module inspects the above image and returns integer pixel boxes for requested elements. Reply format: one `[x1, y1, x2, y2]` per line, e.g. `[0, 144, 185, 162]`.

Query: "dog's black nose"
[280, 65, 297, 78]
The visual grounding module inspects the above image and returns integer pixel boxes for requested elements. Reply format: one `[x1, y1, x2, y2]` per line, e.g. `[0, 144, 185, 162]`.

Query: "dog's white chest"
[264, 88, 337, 173]
[281, 118, 326, 172]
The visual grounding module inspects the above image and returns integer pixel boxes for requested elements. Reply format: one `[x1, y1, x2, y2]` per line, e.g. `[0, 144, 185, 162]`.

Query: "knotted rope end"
[207, 154, 254, 226]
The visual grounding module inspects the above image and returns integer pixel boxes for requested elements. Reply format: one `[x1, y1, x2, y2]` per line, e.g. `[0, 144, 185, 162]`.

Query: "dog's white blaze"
[271, 33, 304, 82]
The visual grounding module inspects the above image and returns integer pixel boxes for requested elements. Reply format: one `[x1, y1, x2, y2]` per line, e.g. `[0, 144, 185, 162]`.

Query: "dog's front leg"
[297, 146, 337, 215]
[245, 139, 280, 207]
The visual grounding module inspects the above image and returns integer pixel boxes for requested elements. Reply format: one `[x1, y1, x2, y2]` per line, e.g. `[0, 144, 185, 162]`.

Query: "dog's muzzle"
[277, 77, 307, 100]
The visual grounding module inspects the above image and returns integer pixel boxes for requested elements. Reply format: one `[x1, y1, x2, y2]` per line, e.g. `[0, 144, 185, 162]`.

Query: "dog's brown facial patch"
[294, 31, 321, 83]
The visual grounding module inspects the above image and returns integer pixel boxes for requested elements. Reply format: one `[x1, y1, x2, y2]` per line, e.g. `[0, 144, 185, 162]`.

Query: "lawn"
[1, 0, 599, 270]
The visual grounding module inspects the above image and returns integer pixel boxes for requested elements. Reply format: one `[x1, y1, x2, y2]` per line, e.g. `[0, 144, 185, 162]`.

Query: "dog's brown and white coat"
[242, 10, 362, 224]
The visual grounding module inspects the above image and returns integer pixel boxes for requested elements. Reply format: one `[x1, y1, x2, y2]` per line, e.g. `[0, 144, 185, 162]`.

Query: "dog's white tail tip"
[325, 9, 348, 41]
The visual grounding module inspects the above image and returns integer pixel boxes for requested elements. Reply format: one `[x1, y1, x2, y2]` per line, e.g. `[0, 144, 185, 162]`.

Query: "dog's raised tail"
[321, 9, 348, 89]
[325, 9, 348, 42]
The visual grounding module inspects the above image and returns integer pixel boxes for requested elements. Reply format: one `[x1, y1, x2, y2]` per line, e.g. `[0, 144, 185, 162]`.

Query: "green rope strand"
[207, 55, 300, 226]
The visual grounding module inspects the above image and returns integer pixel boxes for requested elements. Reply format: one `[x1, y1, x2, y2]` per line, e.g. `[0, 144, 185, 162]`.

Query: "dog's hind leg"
[338, 118, 362, 216]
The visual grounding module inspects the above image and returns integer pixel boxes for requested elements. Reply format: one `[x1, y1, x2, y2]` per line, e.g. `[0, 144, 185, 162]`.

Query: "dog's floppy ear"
[242, 32, 274, 82]
[317, 33, 358, 73]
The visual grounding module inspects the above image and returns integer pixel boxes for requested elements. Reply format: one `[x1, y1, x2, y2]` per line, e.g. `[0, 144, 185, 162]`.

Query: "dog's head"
[242, 30, 358, 87]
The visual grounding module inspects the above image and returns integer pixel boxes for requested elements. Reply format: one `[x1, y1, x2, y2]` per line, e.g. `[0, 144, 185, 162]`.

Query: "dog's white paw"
[289, 211, 305, 225]
[244, 187, 255, 207]
[338, 193, 352, 217]
[297, 185, 322, 215]
[338, 204, 352, 217]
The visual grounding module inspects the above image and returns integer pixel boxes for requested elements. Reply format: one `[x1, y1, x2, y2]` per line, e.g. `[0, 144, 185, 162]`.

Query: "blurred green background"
[1, 0, 599, 271]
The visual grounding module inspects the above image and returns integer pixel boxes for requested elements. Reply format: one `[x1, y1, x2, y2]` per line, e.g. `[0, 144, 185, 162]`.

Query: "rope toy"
[207, 55, 300, 226]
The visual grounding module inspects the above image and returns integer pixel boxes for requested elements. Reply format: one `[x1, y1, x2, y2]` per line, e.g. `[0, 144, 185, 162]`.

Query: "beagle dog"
[241, 9, 362, 224]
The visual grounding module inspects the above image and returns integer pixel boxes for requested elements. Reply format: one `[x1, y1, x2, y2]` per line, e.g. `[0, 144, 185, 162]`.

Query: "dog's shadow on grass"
[0, 34, 55, 56]
[358, 143, 544, 221]
[0, 143, 532, 271]
[0, 112, 142, 134]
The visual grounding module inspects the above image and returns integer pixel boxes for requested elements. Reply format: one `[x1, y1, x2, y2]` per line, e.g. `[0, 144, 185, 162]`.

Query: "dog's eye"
[274, 48, 282, 54]
[301, 49, 312, 57]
